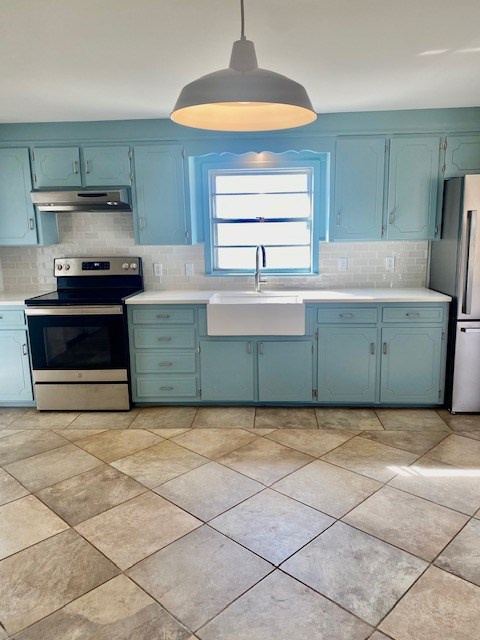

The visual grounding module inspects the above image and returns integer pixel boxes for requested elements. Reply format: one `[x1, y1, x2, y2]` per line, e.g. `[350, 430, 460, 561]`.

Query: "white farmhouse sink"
[207, 292, 305, 336]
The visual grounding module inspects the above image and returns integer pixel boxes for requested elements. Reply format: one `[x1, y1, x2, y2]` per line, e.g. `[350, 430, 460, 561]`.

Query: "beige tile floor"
[0, 406, 480, 639]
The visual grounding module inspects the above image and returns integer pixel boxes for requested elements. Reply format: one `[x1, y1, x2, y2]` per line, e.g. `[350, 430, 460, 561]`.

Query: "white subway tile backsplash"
[0, 212, 428, 291]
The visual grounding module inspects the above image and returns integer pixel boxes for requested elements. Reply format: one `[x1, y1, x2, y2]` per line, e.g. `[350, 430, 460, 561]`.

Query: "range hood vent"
[31, 188, 132, 212]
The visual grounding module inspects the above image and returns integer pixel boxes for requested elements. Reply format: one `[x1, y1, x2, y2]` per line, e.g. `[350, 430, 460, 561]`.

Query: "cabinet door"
[0, 148, 37, 246]
[200, 340, 254, 401]
[33, 147, 82, 187]
[133, 145, 186, 245]
[317, 327, 377, 403]
[380, 327, 442, 404]
[0, 331, 33, 402]
[258, 341, 313, 403]
[83, 146, 131, 186]
[333, 138, 386, 240]
[445, 136, 480, 178]
[386, 137, 440, 240]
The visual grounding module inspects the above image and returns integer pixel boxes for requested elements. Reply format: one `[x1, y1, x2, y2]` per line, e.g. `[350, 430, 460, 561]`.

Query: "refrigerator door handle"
[462, 210, 477, 316]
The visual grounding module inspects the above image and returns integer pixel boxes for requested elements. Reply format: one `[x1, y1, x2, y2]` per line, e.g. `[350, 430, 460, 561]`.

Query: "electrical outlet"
[338, 257, 348, 272]
[153, 263, 163, 277]
[386, 256, 395, 272]
[185, 263, 195, 276]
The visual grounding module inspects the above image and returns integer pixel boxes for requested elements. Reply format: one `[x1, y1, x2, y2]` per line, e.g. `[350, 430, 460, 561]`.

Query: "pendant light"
[171, 0, 317, 132]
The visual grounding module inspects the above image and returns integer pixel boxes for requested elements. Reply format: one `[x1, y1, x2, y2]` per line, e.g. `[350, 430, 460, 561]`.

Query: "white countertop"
[126, 288, 451, 305]
[0, 290, 51, 306]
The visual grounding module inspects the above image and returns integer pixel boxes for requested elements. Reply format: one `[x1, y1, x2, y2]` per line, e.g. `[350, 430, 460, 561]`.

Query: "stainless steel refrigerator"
[430, 174, 480, 412]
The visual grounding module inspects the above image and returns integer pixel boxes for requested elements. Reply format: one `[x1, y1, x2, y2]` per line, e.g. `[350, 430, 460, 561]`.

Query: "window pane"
[213, 193, 311, 219]
[216, 247, 257, 270]
[216, 221, 310, 247]
[214, 172, 308, 194]
[265, 246, 311, 270]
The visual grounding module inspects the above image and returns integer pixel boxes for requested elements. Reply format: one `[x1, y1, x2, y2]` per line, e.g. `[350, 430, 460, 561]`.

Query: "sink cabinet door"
[380, 327, 443, 404]
[200, 340, 255, 401]
[258, 341, 313, 403]
[317, 327, 377, 403]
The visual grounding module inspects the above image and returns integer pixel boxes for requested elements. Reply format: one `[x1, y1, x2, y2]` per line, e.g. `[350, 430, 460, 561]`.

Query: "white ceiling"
[1, 0, 480, 123]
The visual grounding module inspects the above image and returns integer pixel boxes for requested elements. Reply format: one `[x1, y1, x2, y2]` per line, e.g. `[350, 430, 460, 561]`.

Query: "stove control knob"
[57, 264, 63, 270]
[122, 262, 129, 270]
[129, 262, 137, 270]
[64, 264, 70, 271]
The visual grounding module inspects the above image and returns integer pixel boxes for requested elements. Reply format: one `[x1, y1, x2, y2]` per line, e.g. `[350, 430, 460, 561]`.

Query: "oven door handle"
[25, 305, 124, 316]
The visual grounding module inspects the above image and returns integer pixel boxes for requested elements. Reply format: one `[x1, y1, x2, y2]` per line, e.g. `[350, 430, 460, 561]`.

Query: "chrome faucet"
[254, 245, 267, 292]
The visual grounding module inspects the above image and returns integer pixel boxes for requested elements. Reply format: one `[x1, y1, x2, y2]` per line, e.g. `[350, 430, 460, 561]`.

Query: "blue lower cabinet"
[317, 327, 377, 403]
[380, 327, 443, 404]
[135, 376, 198, 399]
[258, 341, 313, 403]
[200, 340, 255, 402]
[0, 330, 33, 403]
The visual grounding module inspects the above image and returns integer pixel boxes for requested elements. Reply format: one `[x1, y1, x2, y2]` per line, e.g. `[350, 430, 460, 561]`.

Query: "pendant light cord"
[240, 0, 246, 39]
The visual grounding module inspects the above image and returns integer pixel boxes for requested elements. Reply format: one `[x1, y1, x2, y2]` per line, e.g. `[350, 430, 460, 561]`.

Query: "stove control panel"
[54, 257, 142, 277]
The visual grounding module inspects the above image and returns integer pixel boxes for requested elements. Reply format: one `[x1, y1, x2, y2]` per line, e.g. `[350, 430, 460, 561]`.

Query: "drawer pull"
[383, 342, 388, 355]
[160, 386, 173, 391]
[159, 362, 173, 367]
[157, 314, 171, 319]
[370, 343, 376, 355]
[405, 312, 421, 318]
[157, 337, 172, 341]
[339, 313, 354, 318]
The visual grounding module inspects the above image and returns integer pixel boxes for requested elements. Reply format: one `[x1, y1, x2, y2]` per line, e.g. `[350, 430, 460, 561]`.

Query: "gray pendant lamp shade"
[171, 4, 317, 132]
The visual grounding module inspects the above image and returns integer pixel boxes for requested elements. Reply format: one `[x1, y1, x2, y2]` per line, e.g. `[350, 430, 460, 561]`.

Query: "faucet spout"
[254, 245, 267, 292]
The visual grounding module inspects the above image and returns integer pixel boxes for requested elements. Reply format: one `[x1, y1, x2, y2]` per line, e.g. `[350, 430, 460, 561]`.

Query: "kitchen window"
[195, 152, 327, 275]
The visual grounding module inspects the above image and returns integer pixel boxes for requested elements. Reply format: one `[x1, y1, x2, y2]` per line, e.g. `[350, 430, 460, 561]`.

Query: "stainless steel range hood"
[31, 188, 132, 212]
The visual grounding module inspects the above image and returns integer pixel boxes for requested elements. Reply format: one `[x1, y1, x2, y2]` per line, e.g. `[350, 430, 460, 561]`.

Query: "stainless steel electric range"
[25, 257, 143, 411]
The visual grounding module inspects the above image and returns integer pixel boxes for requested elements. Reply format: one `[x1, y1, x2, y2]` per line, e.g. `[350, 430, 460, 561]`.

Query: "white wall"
[0, 212, 428, 291]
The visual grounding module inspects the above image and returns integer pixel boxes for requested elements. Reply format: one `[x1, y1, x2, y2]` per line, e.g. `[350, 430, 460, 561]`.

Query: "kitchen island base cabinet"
[0, 330, 33, 404]
[317, 327, 377, 403]
[258, 341, 313, 403]
[380, 327, 443, 404]
[199, 341, 254, 402]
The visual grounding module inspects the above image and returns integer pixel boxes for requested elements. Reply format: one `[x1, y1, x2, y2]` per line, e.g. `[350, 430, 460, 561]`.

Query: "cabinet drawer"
[132, 308, 195, 325]
[0, 310, 25, 327]
[133, 327, 196, 349]
[317, 307, 377, 324]
[135, 352, 196, 374]
[382, 307, 444, 323]
[136, 376, 198, 398]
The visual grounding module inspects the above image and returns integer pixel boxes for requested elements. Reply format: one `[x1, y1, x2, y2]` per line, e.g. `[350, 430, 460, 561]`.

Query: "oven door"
[26, 305, 128, 382]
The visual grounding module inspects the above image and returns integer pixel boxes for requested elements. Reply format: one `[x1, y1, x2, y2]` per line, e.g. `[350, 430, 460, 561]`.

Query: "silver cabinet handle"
[159, 362, 173, 366]
[383, 342, 388, 355]
[0, 315, 3, 320]
[336, 212, 341, 227]
[139, 217, 145, 230]
[28, 218, 35, 230]
[247, 341, 253, 354]
[157, 336, 172, 341]
[389, 211, 395, 224]
[259, 342, 264, 355]
[406, 312, 421, 318]
[160, 386, 173, 391]
[339, 313, 354, 318]
[73, 160, 79, 174]
[84, 159, 90, 174]
[22, 344, 28, 356]
[156, 314, 170, 319]
[370, 343, 376, 355]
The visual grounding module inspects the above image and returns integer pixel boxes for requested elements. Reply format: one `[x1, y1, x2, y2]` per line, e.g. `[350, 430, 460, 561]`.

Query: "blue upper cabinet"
[83, 145, 132, 186]
[386, 136, 441, 240]
[133, 144, 187, 245]
[332, 138, 386, 241]
[0, 148, 38, 245]
[32, 147, 82, 187]
[444, 136, 480, 177]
